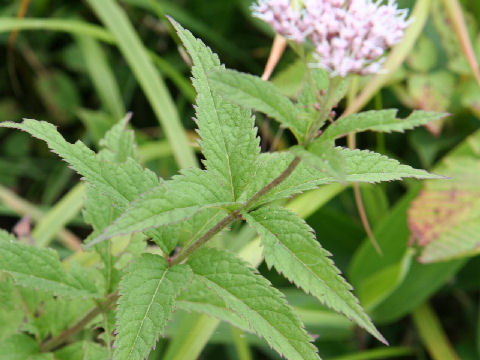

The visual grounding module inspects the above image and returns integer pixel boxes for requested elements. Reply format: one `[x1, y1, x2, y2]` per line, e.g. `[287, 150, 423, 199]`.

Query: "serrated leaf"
[177, 278, 250, 332]
[208, 69, 305, 140]
[291, 144, 346, 182]
[88, 168, 232, 246]
[187, 247, 319, 360]
[241, 149, 441, 207]
[0, 241, 100, 298]
[114, 254, 192, 360]
[340, 148, 444, 183]
[320, 110, 448, 143]
[244, 206, 385, 344]
[151, 207, 227, 255]
[170, 19, 260, 200]
[98, 114, 137, 163]
[409, 157, 480, 262]
[0, 119, 159, 209]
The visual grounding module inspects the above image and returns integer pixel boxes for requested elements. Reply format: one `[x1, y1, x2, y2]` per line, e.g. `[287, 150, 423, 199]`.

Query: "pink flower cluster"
[252, 0, 410, 77]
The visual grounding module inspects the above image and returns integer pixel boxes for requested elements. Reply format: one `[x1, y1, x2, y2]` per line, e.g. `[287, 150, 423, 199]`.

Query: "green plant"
[0, 14, 450, 359]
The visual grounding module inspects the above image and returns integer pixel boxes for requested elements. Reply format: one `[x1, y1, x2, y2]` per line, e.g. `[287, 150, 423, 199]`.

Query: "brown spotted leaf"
[409, 157, 480, 262]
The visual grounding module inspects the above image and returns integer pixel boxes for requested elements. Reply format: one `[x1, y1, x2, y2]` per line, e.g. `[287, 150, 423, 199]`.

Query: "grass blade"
[76, 36, 125, 120]
[86, 0, 197, 168]
[412, 303, 460, 360]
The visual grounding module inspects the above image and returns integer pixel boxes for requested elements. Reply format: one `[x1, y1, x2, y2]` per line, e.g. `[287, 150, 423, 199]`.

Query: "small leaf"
[187, 247, 320, 360]
[321, 110, 448, 143]
[114, 254, 192, 360]
[244, 206, 385, 344]
[0, 241, 100, 298]
[98, 113, 137, 163]
[208, 68, 305, 139]
[170, 18, 260, 200]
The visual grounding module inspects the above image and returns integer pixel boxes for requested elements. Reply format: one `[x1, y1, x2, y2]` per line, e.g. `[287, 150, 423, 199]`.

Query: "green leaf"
[88, 168, 232, 246]
[151, 207, 227, 255]
[177, 278, 250, 332]
[187, 247, 319, 360]
[0, 334, 39, 360]
[340, 148, 443, 183]
[54, 341, 110, 360]
[0, 119, 159, 210]
[241, 149, 441, 207]
[321, 110, 447, 143]
[0, 230, 15, 242]
[208, 69, 305, 140]
[291, 144, 346, 182]
[244, 206, 385, 344]
[28, 292, 94, 342]
[0, 241, 100, 298]
[114, 254, 192, 360]
[170, 18, 260, 200]
[98, 114, 137, 163]
[0, 280, 23, 340]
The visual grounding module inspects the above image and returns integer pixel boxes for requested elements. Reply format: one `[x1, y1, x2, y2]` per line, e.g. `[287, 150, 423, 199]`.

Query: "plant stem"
[170, 156, 301, 266]
[39, 292, 118, 352]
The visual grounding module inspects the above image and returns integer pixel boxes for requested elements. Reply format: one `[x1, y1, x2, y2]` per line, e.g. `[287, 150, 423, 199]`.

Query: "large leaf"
[241, 149, 442, 207]
[244, 207, 385, 344]
[0, 240, 99, 298]
[115, 254, 192, 360]
[170, 18, 260, 201]
[88, 168, 232, 246]
[187, 247, 319, 360]
[208, 69, 305, 139]
[320, 110, 447, 143]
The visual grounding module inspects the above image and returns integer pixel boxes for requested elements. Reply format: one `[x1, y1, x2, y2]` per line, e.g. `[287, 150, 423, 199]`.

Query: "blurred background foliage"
[0, 0, 479, 359]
